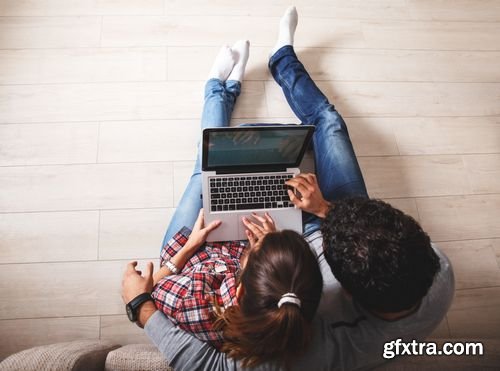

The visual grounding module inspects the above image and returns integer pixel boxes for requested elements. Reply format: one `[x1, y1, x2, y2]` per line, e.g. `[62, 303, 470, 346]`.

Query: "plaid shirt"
[152, 227, 247, 348]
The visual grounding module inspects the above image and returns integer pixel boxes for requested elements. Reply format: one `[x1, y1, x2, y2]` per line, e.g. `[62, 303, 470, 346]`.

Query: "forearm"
[315, 200, 332, 219]
[170, 242, 197, 271]
[144, 311, 238, 371]
[136, 301, 158, 328]
[154, 243, 198, 284]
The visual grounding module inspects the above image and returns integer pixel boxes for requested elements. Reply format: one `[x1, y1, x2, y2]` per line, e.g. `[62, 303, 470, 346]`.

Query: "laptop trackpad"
[205, 213, 240, 242]
[237, 208, 302, 238]
[206, 209, 302, 242]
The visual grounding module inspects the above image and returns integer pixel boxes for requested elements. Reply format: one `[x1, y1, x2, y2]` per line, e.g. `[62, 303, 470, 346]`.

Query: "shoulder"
[418, 243, 455, 318]
[432, 243, 454, 281]
[144, 311, 240, 371]
[304, 230, 326, 263]
[310, 244, 456, 370]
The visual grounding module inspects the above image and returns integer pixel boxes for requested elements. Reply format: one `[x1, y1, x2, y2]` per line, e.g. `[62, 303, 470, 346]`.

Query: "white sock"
[271, 6, 298, 55]
[208, 45, 236, 81]
[227, 40, 250, 82]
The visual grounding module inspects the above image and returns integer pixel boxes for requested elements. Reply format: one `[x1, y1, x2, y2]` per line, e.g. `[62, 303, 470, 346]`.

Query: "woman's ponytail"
[216, 230, 323, 368]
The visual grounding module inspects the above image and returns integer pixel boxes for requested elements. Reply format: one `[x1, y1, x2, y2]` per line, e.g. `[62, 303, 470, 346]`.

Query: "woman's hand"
[242, 212, 277, 250]
[153, 210, 221, 284]
[185, 209, 222, 251]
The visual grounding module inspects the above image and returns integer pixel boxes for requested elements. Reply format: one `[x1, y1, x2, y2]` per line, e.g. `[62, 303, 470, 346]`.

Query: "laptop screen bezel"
[202, 125, 315, 173]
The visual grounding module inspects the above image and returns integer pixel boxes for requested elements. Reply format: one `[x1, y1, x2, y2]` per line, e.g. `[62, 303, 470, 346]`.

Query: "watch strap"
[128, 292, 153, 310]
[126, 292, 153, 323]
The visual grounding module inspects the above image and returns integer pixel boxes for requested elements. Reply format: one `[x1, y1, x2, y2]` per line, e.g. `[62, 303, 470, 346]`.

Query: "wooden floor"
[1, 0, 500, 361]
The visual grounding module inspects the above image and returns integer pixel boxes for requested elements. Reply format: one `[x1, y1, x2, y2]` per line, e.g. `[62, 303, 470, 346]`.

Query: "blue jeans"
[269, 46, 368, 236]
[162, 46, 368, 246]
[161, 79, 241, 247]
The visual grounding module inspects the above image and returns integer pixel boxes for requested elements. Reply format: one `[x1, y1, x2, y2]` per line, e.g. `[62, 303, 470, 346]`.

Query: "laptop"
[201, 125, 314, 242]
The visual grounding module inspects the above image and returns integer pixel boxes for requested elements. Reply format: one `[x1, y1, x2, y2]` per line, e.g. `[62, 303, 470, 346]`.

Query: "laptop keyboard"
[209, 173, 294, 212]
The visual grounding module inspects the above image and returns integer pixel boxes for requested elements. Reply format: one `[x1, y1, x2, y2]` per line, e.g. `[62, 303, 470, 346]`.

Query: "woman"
[151, 40, 323, 367]
[152, 210, 322, 367]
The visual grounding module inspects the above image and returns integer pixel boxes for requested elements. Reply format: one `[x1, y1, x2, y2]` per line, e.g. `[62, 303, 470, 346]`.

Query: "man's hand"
[285, 173, 331, 218]
[242, 212, 277, 250]
[185, 209, 221, 251]
[122, 261, 157, 328]
[121, 261, 154, 304]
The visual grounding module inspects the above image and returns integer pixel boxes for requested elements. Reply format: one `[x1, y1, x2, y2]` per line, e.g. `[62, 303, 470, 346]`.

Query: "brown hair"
[214, 230, 323, 368]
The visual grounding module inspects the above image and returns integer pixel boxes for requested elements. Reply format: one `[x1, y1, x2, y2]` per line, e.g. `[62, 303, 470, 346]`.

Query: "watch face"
[126, 304, 136, 322]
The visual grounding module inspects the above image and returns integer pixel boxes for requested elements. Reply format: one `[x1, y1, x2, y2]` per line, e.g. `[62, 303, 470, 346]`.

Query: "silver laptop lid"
[202, 125, 314, 174]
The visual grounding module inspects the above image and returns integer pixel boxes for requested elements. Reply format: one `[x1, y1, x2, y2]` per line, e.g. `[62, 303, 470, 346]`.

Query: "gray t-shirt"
[145, 231, 454, 371]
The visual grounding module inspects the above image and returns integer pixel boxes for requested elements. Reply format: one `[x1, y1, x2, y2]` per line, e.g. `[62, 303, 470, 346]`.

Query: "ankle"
[271, 6, 298, 56]
[227, 40, 250, 82]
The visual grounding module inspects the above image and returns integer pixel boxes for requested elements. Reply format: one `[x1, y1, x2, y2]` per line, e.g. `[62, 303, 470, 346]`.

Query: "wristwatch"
[126, 293, 153, 323]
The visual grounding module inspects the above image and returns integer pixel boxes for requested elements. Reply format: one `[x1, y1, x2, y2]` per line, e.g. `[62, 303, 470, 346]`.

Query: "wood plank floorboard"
[0, 0, 499, 360]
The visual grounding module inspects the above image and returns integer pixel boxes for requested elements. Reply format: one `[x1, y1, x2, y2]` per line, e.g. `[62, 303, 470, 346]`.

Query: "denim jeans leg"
[161, 79, 241, 248]
[269, 46, 368, 236]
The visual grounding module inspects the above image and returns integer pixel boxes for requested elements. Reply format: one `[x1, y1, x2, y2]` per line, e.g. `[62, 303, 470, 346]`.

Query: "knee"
[316, 106, 347, 133]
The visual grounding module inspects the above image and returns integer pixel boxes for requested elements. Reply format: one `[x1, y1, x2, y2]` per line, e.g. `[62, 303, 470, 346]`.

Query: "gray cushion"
[105, 344, 172, 371]
[0, 340, 119, 371]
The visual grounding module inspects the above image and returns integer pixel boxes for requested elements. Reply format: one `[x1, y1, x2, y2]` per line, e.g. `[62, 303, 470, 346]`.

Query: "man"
[122, 7, 454, 370]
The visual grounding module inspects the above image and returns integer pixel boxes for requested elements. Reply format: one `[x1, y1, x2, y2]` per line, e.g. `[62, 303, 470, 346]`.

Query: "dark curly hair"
[321, 198, 440, 313]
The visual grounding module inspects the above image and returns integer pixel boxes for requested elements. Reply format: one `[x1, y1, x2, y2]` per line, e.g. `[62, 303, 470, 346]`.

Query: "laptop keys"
[209, 174, 295, 212]
[236, 203, 265, 210]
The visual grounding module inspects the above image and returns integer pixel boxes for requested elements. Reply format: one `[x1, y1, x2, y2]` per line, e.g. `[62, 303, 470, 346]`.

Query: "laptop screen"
[202, 125, 314, 172]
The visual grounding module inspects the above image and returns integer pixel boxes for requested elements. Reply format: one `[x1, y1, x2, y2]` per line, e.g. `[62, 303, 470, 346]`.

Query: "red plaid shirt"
[152, 227, 247, 348]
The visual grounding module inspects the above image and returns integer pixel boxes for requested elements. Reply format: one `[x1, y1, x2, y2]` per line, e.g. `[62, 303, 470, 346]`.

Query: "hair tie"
[277, 293, 301, 308]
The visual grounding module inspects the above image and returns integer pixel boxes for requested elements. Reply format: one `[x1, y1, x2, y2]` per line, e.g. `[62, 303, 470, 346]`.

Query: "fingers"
[204, 219, 222, 232]
[193, 209, 204, 230]
[250, 212, 276, 232]
[285, 174, 315, 188]
[245, 229, 258, 247]
[196, 208, 222, 233]
[250, 212, 274, 223]
[287, 189, 302, 206]
[264, 212, 275, 225]
[285, 174, 318, 197]
[250, 212, 266, 224]
[242, 217, 262, 233]
[287, 173, 317, 186]
[285, 178, 309, 197]
[302, 173, 318, 186]
[242, 217, 265, 237]
[126, 261, 138, 274]
[144, 262, 154, 278]
[126, 261, 154, 278]
[243, 213, 278, 249]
